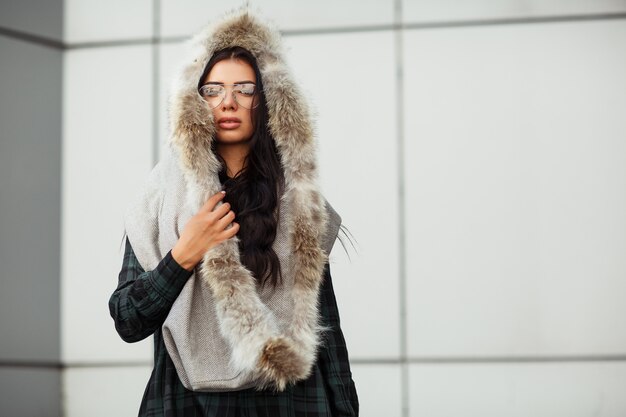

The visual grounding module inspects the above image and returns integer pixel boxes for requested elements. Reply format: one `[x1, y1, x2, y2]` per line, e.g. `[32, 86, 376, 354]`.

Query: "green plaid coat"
[109, 237, 359, 416]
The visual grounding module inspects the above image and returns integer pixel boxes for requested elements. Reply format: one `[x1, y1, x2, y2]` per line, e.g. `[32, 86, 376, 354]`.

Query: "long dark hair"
[198, 46, 285, 289]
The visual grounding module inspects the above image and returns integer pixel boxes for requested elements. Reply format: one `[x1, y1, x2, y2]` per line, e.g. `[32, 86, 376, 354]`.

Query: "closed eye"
[199, 85, 223, 97]
[234, 84, 256, 96]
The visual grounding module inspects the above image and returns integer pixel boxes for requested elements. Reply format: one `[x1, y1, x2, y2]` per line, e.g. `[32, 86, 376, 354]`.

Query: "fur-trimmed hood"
[124, 8, 340, 392]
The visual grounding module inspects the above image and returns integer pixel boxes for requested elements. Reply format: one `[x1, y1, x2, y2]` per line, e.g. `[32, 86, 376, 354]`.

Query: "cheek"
[245, 111, 255, 130]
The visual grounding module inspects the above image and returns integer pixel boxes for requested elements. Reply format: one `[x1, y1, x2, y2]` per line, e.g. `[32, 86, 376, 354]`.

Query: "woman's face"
[203, 58, 257, 147]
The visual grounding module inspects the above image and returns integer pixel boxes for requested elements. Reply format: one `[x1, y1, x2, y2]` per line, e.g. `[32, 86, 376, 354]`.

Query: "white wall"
[402, 17, 626, 416]
[3, 0, 621, 416]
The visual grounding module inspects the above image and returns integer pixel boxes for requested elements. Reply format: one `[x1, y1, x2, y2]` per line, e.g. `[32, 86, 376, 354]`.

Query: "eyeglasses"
[198, 83, 260, 109]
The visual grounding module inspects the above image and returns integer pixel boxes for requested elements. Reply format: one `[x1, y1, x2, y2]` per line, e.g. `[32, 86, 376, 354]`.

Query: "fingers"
[212, 222, 239, 247]
[215, 208, 236, 231]
[201, 191, 226, 212]
[210, 201, 232, 220]
[222, 222, 240, 240]
[200, 191, 239, 245]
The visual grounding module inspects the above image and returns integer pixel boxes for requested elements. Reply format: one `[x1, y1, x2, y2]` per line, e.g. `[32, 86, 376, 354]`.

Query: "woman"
[109, 9, 358, 417]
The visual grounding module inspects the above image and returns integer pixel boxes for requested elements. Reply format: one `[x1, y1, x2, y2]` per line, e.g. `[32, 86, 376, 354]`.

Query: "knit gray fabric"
[124, 145, 341, 391]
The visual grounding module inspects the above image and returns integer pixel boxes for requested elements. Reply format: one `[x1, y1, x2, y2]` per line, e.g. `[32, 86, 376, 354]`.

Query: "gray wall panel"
[0, 367, 61, 417]
[0, 35, 62, 362]
[402, 0, 626, 24]
[0, 0, 63, 41]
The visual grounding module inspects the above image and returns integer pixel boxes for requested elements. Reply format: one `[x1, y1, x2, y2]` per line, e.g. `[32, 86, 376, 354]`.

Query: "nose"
[221, 87, 238, 110]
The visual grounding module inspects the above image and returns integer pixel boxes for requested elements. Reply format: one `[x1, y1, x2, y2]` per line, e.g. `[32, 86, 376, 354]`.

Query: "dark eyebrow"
[203, 81, 256, 85]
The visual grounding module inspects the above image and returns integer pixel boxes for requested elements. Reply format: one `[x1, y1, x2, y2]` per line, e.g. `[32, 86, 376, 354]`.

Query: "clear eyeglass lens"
[199, 83, 258, 109]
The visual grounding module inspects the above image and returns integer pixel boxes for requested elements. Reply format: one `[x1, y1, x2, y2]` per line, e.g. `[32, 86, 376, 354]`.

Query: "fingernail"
[221, 190, 226, 194]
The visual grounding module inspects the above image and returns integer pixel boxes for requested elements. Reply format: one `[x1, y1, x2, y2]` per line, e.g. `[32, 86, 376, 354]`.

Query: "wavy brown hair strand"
[199, 46, 285, 289]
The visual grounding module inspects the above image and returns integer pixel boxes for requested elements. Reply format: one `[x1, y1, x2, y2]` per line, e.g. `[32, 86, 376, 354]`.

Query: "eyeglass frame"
[197, 82, 261, 109]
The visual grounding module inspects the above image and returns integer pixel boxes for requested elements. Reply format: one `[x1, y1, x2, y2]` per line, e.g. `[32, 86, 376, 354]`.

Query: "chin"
[216, 134, 253, 145]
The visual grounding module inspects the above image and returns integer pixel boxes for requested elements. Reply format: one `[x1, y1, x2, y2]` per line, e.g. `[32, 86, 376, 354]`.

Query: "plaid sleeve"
[108, 236, 193, 343]
[318, 263, 360, 416]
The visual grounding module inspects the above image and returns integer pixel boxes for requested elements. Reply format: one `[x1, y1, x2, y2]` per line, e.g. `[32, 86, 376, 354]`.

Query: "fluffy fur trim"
[168, 8, 329, 391]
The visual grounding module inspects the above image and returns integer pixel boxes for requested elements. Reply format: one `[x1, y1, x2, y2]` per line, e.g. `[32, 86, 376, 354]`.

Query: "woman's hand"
[171, 191, 239, 271]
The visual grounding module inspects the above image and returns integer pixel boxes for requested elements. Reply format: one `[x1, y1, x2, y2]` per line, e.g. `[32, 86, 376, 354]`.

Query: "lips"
[217, 117, 241, 129]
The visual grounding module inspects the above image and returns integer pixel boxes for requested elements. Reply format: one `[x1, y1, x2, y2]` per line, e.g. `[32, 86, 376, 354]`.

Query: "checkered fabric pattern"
[109, 237, 359, 416]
